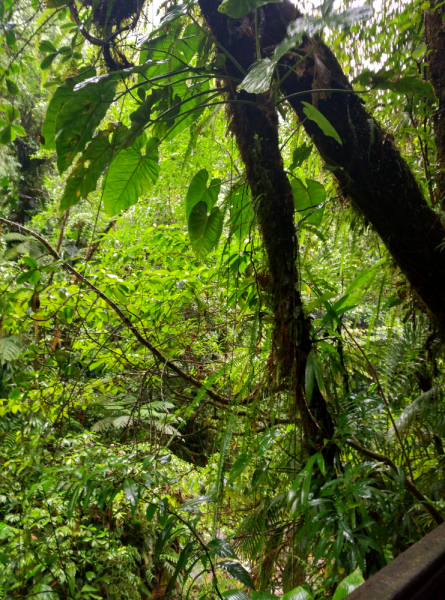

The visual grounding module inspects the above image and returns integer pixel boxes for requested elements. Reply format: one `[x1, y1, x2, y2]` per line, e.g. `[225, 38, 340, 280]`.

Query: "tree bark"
[426, 0, 445, 207]
[198, 0, 334, 447]
[258, 3, 445, 332]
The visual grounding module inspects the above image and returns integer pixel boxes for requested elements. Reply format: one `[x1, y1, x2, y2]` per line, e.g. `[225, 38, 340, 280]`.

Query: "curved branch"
[0, 217, 229, 407]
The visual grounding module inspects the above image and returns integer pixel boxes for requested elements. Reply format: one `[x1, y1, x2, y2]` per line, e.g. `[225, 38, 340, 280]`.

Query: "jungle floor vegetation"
[0, 0, 445, 598]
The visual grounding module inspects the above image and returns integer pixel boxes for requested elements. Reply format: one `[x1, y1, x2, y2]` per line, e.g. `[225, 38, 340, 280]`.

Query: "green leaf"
[257, 426, 281, 456]
[301, 101, 342, 145]
[218, 0, 283, 18]
[166, 541, 194, 595]
[282, 586, 314, 600]
[238, 58, 275, 94]
[40, 52, 58, 70]
[229, 184, 253, 240]
[305, 349, 325, 403]
[120, 89, 163, 150]
[103, 135, 160, 216]
[39, 40, 57, 53]
[55, 80, 117, 173]
[123, 479, 139, 506]
[178, 495, 217, 511]
[290, 143, 313, 170]
[218, 560, 255, 589]
[17, 270, 36, 284]
[146, 504, 158, 521]
[0, 125, 13, 144]
[227, 452, 251, 485]
[251, 593, 280, 600]
[60, 127, 126, 210]
[41, 87, 74, 149]
[221, 591, 250, 600]
[67, 483, 82, 519]
[345, 259, 384, 294]
[188, 202, 223, 259]
[23, 256, 38, 269]
[207, 538, 237, 559]
[333, 567, 364, 599]
[185, 169, 221, 221]
[5, 78, 19, 95]
[291, 178, 326, 226]
[154, 516, 177, 562]
[5, 105, 20, 123]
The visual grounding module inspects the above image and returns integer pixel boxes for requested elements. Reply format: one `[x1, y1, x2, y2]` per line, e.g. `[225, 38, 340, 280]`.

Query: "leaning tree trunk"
[257, 2, 445, 332]
[198, 0, 334, 447]
[426, 0, 445, 208]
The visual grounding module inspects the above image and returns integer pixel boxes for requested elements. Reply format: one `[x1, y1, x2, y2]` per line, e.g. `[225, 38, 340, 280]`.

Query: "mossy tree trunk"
[262, 6, 445, 332]
[198, 0, 334, 448]
[426, 0, 445, 208]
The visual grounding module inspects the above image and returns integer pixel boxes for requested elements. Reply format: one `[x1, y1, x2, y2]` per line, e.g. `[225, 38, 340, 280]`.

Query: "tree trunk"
[426, 0, 445, 207]
[198, 0, 334, 447]
[260, 3, 445, 332]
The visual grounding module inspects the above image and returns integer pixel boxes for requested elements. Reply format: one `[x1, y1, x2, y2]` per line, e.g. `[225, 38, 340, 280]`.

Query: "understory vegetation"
[0, 0, 445, 598]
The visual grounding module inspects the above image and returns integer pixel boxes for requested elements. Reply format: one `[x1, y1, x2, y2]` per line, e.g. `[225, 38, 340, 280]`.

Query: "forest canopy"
[0, 0, 445, 598]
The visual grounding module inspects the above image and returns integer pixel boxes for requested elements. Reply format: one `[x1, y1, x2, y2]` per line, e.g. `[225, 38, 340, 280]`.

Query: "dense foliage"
[0, 0, 444, 599]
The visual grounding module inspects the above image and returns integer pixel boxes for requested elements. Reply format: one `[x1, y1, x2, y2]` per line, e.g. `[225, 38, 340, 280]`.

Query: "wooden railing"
[345, 522, 445, 599]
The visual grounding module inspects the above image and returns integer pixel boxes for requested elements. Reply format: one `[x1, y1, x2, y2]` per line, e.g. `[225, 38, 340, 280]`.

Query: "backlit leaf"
[55, 80, 117, 173]
[188, 202, 223, 259]
[103, 135, 160, 216]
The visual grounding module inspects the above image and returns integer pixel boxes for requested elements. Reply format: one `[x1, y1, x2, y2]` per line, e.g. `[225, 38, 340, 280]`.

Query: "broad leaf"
[305, 349, 325, 403]
[291, 178, 326, 226]
[55, 80, 117, 173]
[290, 143, 312, 170]
[185, 169, 221, 221]
[282, 587, 314, 600]
[238, 59, 275, 94]
[120, 89, 163, 150]
[218, 0, 283, 19]
[257, 426, 282, 456]
[188, 202, 223, 259]
[207, 538, 237, 559]
[229, 184, 253, 240]
[251, 593, 280, 600]
[154, 516, 177, 562]
[41, 86, 75, 149]
[178, 495, 217, 511]
[301, 102, 342, 145]
[218, 560, 255, 589]
[333, 567, 364, 599]
[222, 591, 250, 600]
[103, 135, 160, 216]
[227, 452, 251, 484]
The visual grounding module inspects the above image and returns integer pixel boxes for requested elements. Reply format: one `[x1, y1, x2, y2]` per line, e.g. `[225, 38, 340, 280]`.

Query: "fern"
[0, 336, 23, 365]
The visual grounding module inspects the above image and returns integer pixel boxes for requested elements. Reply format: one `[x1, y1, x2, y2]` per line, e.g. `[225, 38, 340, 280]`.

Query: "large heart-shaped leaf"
[218, 0, 283, 19]
[103, 135, 160, 216]
[291, 178, 326, 226]
[185, 169, 221, 221]
[188, 201, 223, 259]
[55, 80, 117, 173]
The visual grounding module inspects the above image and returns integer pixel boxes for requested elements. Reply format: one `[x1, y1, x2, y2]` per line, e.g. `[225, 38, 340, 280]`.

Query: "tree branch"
[0, 217, 229, 407]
